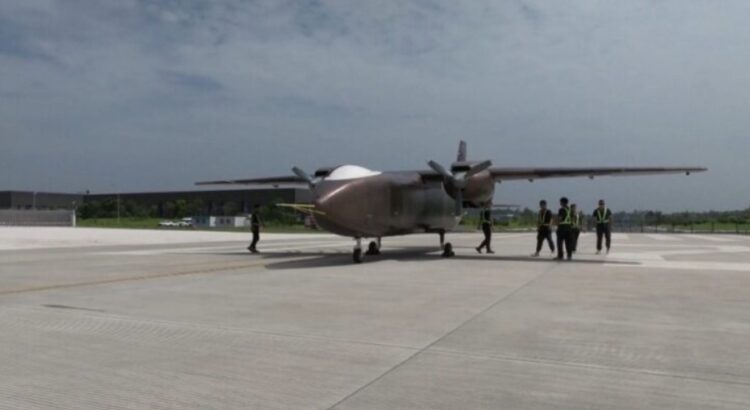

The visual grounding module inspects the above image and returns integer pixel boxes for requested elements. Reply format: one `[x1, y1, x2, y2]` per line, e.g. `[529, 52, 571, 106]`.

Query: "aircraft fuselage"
[311, 169, 494, 238]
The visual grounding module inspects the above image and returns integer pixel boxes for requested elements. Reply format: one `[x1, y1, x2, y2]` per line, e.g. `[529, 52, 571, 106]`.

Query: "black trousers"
[571, 228, 581, 252]
[596, 224, 611, 251]
[249, 228, 260, 250]
[536, 227, 555, 253]
[556, 226, 573, 259]
[478, 224, 492, 251]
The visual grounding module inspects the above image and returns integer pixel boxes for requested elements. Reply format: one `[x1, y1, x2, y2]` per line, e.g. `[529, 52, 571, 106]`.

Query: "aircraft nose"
[313, 184, 348, 215]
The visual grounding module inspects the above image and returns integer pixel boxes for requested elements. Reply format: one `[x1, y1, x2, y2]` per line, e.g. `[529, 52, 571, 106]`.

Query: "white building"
[192, 216, 250, 229]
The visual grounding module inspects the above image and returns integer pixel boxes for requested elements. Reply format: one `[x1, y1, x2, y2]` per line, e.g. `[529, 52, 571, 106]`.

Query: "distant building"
[0, 191, 83, 210]
[86, 188, 310, 217]
[1, 188, 310, 217]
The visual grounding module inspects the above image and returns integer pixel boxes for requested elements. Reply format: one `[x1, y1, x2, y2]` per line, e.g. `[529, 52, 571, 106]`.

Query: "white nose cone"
[326, 165, 382, 181]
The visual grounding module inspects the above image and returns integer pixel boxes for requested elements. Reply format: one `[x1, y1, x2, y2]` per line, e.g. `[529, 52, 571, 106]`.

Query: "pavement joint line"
[3, 304, 424, 353]
[326, 262, 558, 410]
[0, 260, 270, 296]
[427, 348, 750, 388]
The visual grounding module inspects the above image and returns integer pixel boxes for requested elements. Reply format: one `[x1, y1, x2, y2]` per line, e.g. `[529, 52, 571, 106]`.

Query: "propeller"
[292, 166, 316, 188]
[427, 160, 492, 216]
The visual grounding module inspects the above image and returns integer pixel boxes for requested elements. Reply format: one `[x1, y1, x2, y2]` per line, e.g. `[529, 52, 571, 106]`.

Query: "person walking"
[571, 203, 582, 253]
[247, 205, 264, 253]
[476, 206, 494, 254]
[532, 200, 555, 257]
[555, 197, 574, 261]
[594, 199, 613, 254]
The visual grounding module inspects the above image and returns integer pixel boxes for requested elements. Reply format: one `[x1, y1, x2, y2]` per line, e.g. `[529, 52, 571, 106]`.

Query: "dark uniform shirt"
[250, 213, 261, 231]
[538, 209, 552, 228]
[480, 209, 493, 227]
[593, 208, 612, 225]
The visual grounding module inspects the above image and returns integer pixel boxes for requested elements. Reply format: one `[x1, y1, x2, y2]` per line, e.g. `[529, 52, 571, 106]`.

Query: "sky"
[1, 0, 749, 212]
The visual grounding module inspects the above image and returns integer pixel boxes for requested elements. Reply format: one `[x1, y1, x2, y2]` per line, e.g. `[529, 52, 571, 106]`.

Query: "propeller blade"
[465, 160, 493, 178]
[427, 160, 452, 179]
[291, 167, 315, 187]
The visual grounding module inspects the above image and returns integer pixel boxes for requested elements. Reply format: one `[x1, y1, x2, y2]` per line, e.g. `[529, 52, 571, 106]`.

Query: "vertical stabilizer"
[457, 140, 467, 162]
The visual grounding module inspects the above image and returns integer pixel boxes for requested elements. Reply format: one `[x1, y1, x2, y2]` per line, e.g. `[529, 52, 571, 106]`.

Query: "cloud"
[1, 0, 749, 211]
[159, 70, 223, 92]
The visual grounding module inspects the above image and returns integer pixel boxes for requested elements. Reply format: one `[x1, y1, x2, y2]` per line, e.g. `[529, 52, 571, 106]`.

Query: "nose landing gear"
[438, 230, 454, 257]
[365, 239, 381, 256]
[353, 237, 382, 263]
[442, 242, 455, 258]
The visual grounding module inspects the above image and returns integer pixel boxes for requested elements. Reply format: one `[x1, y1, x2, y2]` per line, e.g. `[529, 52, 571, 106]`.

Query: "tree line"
[77, 197, 300, 225]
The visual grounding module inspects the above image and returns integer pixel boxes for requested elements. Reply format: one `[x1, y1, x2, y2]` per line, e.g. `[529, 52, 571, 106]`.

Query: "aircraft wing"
[489, 166, 707, 182]
[195, 175, 307, 186]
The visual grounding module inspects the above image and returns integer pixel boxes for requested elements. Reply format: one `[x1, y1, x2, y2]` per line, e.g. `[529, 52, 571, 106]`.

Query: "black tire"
[366, 241, 380, 255]
[353, 248, 363, 264]
[442, 242, 454, 258]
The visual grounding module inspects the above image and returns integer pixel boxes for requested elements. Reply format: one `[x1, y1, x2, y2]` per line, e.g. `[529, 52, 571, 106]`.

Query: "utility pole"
[117, 193, 121, 225]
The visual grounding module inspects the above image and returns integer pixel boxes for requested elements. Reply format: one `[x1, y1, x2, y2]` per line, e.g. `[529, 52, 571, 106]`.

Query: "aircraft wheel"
[442, 242, 455, 258]
[366, 241, 380, 255]
[353, 248, 363, 264]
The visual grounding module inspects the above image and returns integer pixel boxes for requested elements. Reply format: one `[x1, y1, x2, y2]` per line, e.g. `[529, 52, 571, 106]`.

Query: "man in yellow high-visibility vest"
[555, 197, 574, 261]
[594, 199, 613, 254]
[571, 203, 583, 253]
[532, 200, 555, 257]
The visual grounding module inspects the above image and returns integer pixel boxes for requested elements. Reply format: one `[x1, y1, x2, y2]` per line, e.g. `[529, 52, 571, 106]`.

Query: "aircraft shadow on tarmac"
[203, 246, 639, 270]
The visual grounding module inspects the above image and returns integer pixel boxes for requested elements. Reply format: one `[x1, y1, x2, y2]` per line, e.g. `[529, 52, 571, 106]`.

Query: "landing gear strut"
[353, 238, 363, 264]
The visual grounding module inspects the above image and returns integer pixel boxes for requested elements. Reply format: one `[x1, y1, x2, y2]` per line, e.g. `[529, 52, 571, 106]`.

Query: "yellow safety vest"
[596, 208, 610, 224]
[559, 207, 572, 225]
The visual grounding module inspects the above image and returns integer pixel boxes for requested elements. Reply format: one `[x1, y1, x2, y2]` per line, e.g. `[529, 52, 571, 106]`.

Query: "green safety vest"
[596, 208, 610, 224]
[559, 207, 572, 225]
[572, 212, 580, 227]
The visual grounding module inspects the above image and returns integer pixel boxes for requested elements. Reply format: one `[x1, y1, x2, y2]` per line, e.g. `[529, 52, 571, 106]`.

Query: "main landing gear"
[353, 237, 382, 263]
[439, 230, 454, 258]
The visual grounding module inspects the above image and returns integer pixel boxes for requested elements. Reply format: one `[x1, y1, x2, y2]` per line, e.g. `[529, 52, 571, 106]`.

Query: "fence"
[0, 210, 76, 227]
[613, 222, 750, 235]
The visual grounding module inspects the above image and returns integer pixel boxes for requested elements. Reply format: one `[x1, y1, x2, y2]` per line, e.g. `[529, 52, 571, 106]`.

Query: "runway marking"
[645, 234, 683, 241]
[683, 234, 735, 243]
[606, 260, 750, 272]
[605, 245, 750, 272]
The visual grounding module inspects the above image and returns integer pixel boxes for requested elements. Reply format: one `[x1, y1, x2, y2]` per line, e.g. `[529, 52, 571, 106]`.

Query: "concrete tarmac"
[1, 228, 750, 409]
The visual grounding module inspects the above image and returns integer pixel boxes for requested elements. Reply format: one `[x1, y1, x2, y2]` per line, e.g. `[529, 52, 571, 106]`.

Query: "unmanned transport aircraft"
[198, 141, 706, 263]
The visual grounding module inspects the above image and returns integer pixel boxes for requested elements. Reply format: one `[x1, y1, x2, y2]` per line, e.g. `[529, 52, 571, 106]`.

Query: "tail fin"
[457, 140, 467, 162]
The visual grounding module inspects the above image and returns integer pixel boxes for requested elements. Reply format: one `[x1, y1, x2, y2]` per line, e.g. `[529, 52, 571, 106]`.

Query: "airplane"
[197, 141, 706, 263]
